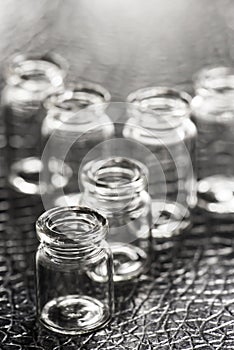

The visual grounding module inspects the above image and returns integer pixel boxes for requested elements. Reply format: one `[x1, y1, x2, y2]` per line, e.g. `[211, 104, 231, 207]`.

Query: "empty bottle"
[36, 206, 114, 335]
[80, 157, 152, 282]
[192, 66, 234, 217]
[2, 52, 67, 194]
[40, 82, 114, 209]
[123, 87, 197, 238]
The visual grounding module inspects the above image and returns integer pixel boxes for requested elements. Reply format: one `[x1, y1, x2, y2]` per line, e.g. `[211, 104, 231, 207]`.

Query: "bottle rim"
[193, 66, 234, 96]
[4, 52, 68, 90]
[44, 81, 111, 111]
[81, 157, 148, 199]
[127, 86, 191, 106]
[126, 86, 191, 130]
[36, 206, 108, 248]
[41, 82, 112, 136]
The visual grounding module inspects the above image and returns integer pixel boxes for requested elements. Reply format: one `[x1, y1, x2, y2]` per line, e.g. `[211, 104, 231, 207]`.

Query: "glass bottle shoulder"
[42, 109, 115, 138]
[36, 242, 111, 270]
[122, 117, 197, 146]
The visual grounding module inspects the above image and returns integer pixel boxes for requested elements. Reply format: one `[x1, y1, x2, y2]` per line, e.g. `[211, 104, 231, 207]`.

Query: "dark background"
[1, 0, 234, 97]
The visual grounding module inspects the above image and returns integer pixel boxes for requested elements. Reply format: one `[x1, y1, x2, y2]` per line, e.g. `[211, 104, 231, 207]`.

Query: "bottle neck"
[127, 87, 191, 131]
[194, 66, 234, 111]
[4, 53, 67, 102]
[36, 206, 108, 259]
[81, 157, 148, 214]
[42, 241, 105, 262]
[42, 83, 112, 136]
[44, 82, 111, 112]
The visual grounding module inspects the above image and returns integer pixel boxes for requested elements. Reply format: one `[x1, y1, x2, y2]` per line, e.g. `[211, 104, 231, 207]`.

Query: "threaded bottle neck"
[127, 87, 191, 130]
[81, 157, 148, 210]
[4, 53, 67, 100]
[36, 206, 108, 258]
[194, 66, 234, 110]
[42, 82, 112, 137]
[44, 82, 111, 112]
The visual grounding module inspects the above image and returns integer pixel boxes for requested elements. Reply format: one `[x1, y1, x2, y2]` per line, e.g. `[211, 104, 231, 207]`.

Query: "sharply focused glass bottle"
[40, 82, 114, 208]
[36, 206, 113, 335]
[123, 87, 197, 238]
[2, 53, 67, 195]
[80, 157, 151, 283]
[192, 66, 234, 216]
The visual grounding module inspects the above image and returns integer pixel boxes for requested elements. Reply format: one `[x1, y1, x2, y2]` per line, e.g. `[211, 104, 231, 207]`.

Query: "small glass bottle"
[123, 87, 197, 238]
[2, 53, 67, 194]
[80, 157, 151, 283]
[192, 66, 234, 216]
[36, 206, 113, 335]
[40, 82, 114, 209]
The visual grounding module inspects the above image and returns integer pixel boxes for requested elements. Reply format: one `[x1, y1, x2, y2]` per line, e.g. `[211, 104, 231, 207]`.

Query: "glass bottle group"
[3, 51, 217, 337]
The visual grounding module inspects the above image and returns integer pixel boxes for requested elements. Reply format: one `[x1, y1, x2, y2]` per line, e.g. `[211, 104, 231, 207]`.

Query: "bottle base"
[109, 243, 148, 283]
[40, 295, 111, 335]
[151, 201, 191, 239]
[9, 157, 42, 195]
[197, 175, 234, 218]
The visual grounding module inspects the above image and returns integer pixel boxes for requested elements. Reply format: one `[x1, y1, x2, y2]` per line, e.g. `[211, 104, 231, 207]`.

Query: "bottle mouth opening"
[44, 82, 111, 112]
[4, 53, 68, 92]
[43, 106, 111, 136]
[36, 206, 107, 247]
[82, 157, 148, 198]
[127, 87, 191, 129]
[194, 66, 234, 96]
[42, 83, 111, 135]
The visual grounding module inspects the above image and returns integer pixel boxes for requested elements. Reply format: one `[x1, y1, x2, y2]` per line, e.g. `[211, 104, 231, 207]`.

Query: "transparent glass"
[123, 87, 197, 238]
[40, 83, 114, 209]
[36, 206, 113, 335]
[2, 53, 68, 194]
[192, 66, 234, 217]
[80, 157, 151, 283]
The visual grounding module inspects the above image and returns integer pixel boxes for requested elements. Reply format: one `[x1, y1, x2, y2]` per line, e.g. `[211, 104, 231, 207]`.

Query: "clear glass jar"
[40, 83, 114, 209]
[80, 157, 151, 283]
[192, 66, 234, 217]
[36, 206, 113, 335]
[2, 53, 68, 194]
[123, 87, 197, 238]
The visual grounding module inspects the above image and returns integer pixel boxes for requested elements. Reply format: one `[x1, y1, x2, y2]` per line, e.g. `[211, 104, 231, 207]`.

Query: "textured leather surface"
[1, 186, 234, 349]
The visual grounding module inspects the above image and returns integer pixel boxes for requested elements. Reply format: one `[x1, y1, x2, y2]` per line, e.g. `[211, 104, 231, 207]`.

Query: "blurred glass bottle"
[2, 53, 67, 195]
[192, 66, 234, 217]
[40, 82, 114, 208]
[36, 206, 113, 335]
[123, 87, 197, 238]
[80, 157, 151, 282]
